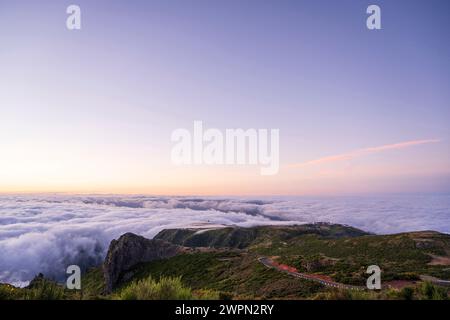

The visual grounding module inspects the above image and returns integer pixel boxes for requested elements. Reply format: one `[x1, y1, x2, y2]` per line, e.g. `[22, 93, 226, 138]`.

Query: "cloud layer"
[0, 194, 449, 286]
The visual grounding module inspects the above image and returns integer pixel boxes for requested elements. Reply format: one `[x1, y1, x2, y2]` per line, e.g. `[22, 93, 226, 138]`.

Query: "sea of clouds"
[0, 194, 449, 286]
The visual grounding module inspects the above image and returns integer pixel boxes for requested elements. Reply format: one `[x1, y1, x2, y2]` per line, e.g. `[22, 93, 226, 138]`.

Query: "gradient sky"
[0, 0, 449, 195]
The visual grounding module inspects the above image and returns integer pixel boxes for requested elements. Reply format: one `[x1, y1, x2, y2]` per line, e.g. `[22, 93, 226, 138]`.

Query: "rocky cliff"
[103, 233, 185, 292]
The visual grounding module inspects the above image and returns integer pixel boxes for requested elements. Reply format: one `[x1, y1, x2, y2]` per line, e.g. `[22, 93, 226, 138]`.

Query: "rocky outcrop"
[27, 273, 47, 288]
[103, 233, 185, 292]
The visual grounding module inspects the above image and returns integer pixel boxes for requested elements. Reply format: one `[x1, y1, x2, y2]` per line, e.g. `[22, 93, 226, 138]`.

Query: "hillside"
[1, 223, 449, 300]
[127, 224, 450, 299]
[154, 223, 370, 249]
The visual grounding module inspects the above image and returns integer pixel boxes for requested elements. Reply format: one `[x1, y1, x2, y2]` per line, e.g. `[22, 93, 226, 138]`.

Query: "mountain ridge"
[1, 222, 449, 300]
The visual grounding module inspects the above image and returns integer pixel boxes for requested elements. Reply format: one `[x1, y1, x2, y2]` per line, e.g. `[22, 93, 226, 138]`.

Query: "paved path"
[420, 275, 450, 287]
[258, 257, 366, 291]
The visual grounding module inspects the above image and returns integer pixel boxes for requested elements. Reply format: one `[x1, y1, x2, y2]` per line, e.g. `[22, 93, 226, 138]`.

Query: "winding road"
[258, 257, 366, 291]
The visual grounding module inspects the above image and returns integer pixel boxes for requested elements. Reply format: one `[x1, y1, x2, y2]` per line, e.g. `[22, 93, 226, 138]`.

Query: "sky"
[0, 0, 449, 195]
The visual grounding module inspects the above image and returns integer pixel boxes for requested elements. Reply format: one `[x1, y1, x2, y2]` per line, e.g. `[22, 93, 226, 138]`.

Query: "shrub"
[23, 281, 65, 300]
[119, 276, 193, 300]
[313, 289, 378, 300]
[1, 278, 66, 301]
[419, 282, 448, 300]
[399, 287, 414, 300]
[0, 284, 19, 300]
[192, 289, 221, 300]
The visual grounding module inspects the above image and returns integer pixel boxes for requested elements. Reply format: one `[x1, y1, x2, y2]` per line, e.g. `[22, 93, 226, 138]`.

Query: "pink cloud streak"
[289, 139, 440, 168]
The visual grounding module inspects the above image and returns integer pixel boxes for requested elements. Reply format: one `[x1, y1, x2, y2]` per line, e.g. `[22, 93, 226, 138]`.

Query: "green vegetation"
[418, 281, 449, 300]
[79, 267, 106, 299]
[1, 224, 449, 300]
[313, 282, 448, 300]
[118, 276, 195, 300]
[155, 223, 369, 249]
[156, 224, 450, 285]
[0, 284, 21, 300]
[0, 277, 66, 300]
[261, 232, 450, 285]
[23, 281, 65, 300]
[127, 252, 326, 299]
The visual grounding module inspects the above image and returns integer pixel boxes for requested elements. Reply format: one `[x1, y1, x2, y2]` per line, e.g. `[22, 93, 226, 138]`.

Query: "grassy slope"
[126, 251, 324, 299]
[155, 224, 450, 284]
[2, 224, 449, 300]
[154, 223, 370, 249]
[264, 232, 450, 285]
[134, 225, 450, 296]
